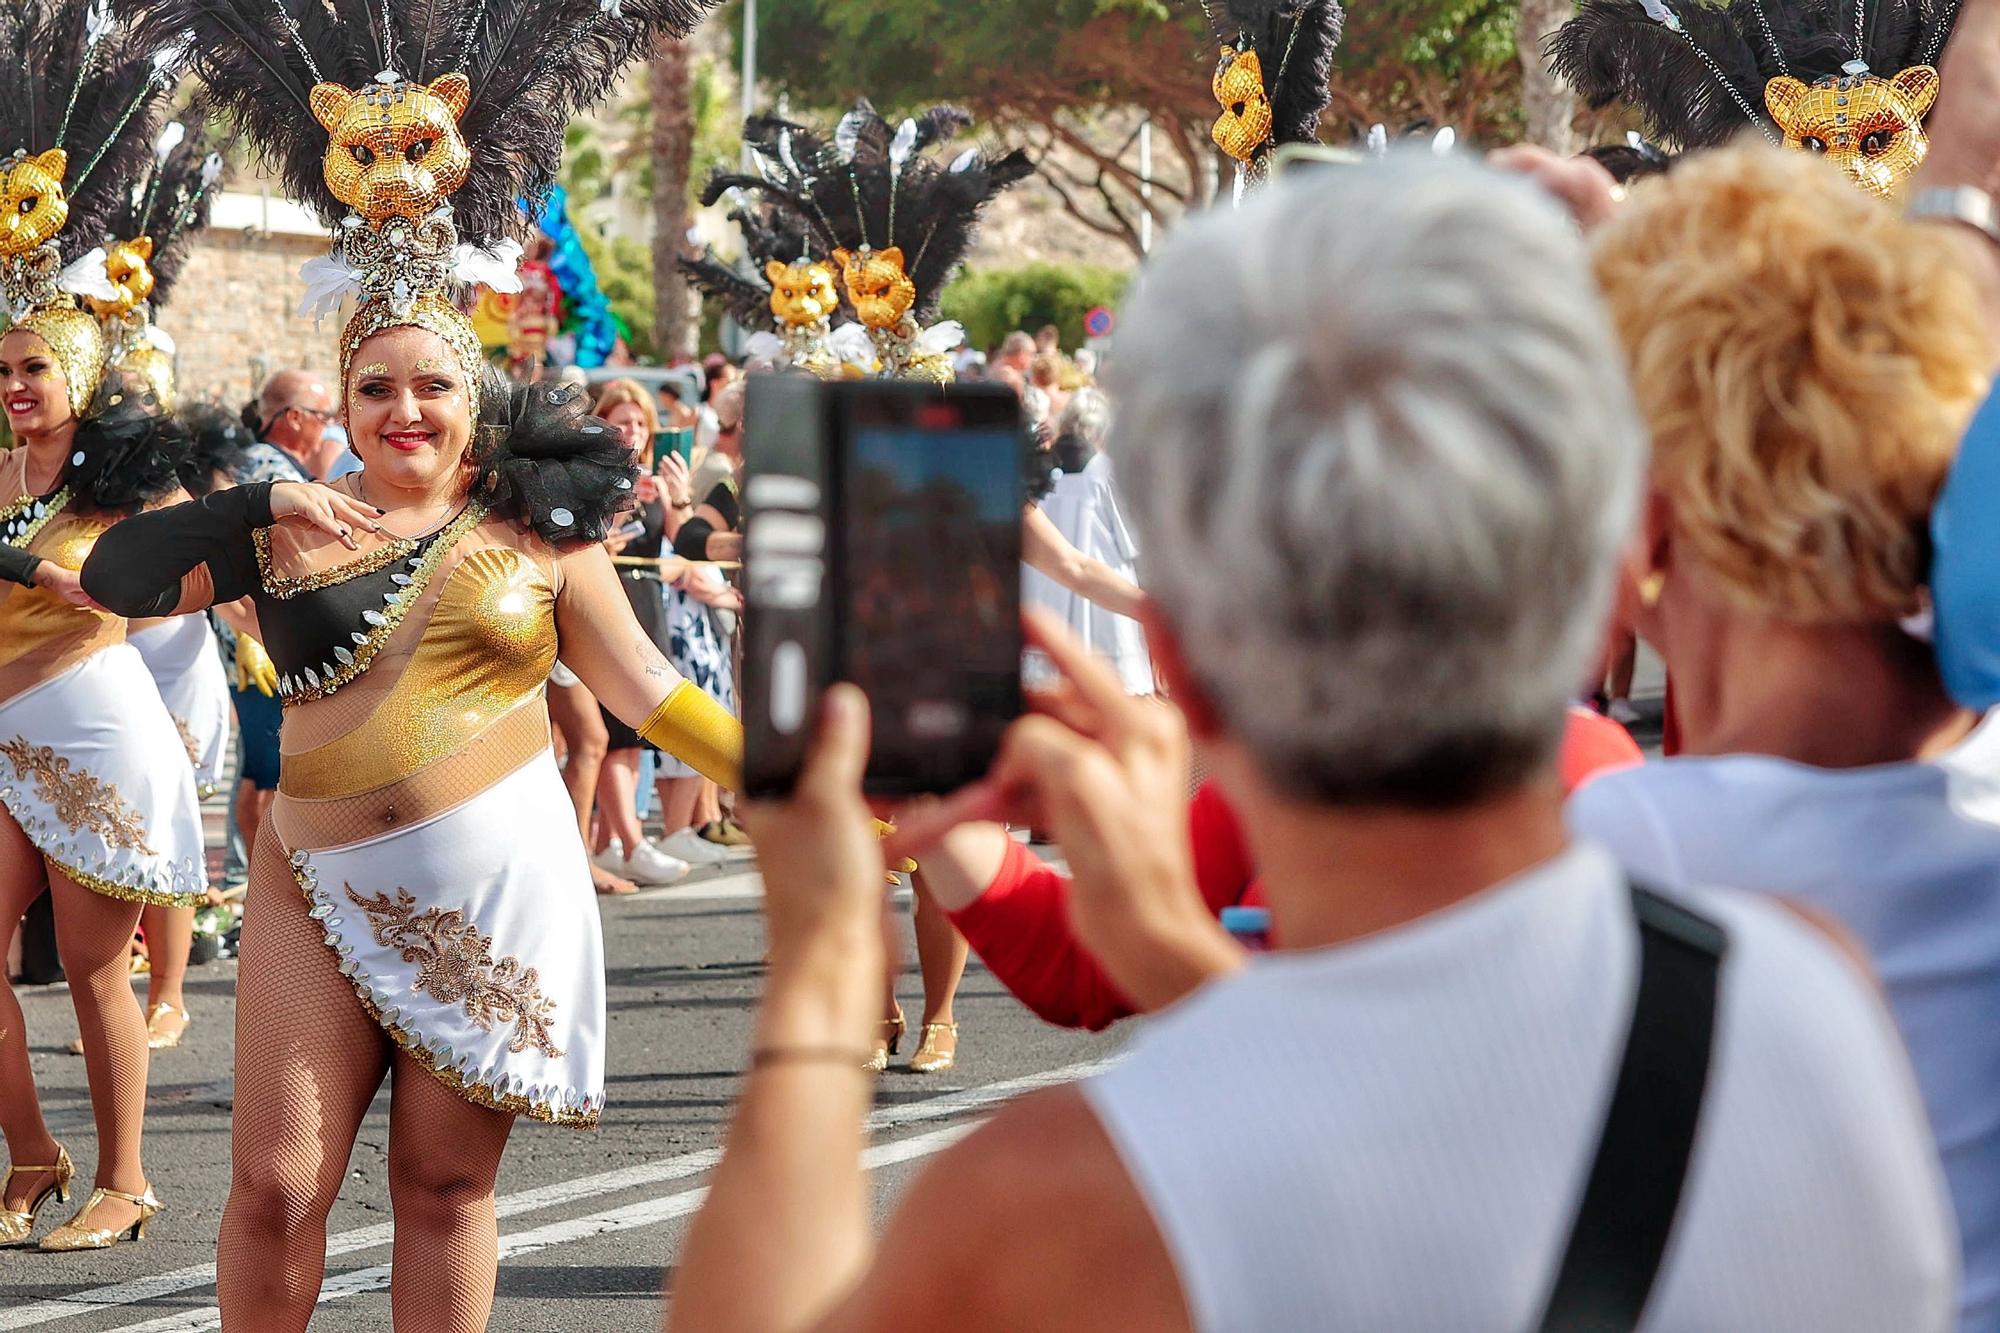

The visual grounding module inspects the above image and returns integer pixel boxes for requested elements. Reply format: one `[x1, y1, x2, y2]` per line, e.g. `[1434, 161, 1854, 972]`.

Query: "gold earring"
[1638, 571, 1666, 608]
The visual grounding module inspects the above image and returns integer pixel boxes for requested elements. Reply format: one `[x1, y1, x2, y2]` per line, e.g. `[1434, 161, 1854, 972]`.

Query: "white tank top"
[1083, 846, 1956, 1333]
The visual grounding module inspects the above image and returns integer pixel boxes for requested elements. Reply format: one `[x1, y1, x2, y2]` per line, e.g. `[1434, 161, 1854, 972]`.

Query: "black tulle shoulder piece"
[67, 384, 187, 512]
[472, 375, 639, 545]
[174, 401, 257, 496]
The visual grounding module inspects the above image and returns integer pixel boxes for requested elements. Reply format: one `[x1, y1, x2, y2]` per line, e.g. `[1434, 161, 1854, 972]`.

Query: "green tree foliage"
[938, 262, 1130, 354]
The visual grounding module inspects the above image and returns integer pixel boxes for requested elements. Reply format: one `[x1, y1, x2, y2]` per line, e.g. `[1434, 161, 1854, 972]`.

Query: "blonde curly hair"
[1592, 144, 1990, 624]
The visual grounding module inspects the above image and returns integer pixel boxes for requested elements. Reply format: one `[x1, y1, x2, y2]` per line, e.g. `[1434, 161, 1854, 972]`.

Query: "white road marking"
[104, 1124, 978, 1332]
[0, 1058, 1110, 1330]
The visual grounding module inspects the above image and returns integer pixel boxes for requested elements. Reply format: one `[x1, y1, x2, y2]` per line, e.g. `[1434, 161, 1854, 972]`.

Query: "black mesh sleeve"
[0, 544, 42, 588]
[82, 482, 276, 616]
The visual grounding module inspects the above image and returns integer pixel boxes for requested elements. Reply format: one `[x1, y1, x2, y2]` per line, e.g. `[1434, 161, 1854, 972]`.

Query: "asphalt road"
[1, 865, 1119, 1330]
[3, 645, 1667, 1330]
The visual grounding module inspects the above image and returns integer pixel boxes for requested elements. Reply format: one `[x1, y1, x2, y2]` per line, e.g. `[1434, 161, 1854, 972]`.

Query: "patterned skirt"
[128, 614, 233, 797]
[279, 751, 606, 1128]
[0, 645, 208, 906]
[655, 583, 737, 781]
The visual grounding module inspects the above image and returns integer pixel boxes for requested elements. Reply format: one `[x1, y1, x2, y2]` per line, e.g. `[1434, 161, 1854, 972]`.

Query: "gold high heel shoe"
[0, 1145, 74, 1245]
[39, 1185, 162, 1251]
[866, 1006, 907, 1073]
[908, 1022, 959, 1074]
[145, 1002, 191, 1050]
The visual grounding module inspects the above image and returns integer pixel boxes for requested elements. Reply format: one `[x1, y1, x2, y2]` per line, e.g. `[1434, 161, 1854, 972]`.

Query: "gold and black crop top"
[0, 486, 120, 702]
[82, 482, 742, 803]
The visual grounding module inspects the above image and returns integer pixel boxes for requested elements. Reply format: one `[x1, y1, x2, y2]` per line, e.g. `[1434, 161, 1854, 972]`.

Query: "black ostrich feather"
[1550, 0, 1952, 149]
[707, 101, 1033, 325]
[675, 249, 776, 333]
[122, 0, 717, 250]
[1207, 0, 1345, 146]
[106, 111, 230, 307]
[0, 0, 178, 266]
[174, 398, 256, 495]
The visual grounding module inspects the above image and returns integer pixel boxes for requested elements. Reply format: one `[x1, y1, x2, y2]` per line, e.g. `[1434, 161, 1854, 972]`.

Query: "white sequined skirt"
[281, 751, 607, 1127]
[128, 614, 232, 796]
[0, 644, 208, 906]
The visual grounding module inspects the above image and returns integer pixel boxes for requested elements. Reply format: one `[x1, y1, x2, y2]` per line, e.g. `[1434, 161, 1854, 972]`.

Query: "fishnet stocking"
[386, 1049, 516, 1331]
[141, 903, 192, 1010]
[217, 816, 388, 1329]
[217, 814, 518, 1331]
[48, 865, 151, 1213]
[0, 805, 60, 1211]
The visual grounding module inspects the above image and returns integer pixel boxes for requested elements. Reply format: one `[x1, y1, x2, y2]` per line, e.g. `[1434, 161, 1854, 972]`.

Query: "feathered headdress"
[0, 0, 183, 414]
[1549, 0, 1959, 197]
[126, 0, 716, 421]
[91, 113, 231, 410]
[691, 100, 1032, 380]
[1201, 0, 1344, 193]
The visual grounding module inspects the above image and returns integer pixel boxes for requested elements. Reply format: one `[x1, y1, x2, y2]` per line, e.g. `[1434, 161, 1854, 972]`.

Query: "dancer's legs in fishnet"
[216, 819, 388, 1330]
[0, 807, 62, 1213]
[48, 865, 151, 1230]
[140, 903, 193, 1032]
[384, 1052, 516, 1330]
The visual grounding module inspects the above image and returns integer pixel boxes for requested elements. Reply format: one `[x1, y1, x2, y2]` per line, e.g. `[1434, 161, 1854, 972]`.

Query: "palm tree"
[649, 35, 697, 363]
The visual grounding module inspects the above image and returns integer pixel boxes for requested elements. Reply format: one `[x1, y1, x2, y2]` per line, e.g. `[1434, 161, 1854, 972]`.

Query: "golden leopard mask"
[0, 149, 71, 259]
[310, 72, 474, 221]
[765, 259, 839, 328]
[1765, 63, 1938, 198]
[833, 246, 916, 332]
[87, 236, 155, 320]
[1211, 47, 1272, 163]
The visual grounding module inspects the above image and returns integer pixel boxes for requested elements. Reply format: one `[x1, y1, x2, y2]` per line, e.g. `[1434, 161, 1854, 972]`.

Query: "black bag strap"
[1535, 883, 1729, 1333]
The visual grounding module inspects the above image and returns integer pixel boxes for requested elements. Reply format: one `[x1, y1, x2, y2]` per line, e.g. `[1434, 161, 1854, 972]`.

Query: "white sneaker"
[591, 845, 631, 877]
[658, 826, 728, 866]
[620, 840, 691, 886]
[1606, 699, 1642, 726]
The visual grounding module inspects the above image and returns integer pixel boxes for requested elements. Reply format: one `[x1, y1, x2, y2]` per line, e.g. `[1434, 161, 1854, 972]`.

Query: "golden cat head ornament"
[1211, 47, 1273, 163]
[87, 235, 156, 320]
[766, 259, 840, 328]
[832, 246, 916, 332]
[0, 149, 72, 258]
[1765, 61, 1938, 198]
[310, 72, 474, 222]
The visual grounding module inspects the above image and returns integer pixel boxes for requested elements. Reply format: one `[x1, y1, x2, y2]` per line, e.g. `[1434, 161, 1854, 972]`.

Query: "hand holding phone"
[742, 377, 1025, 798]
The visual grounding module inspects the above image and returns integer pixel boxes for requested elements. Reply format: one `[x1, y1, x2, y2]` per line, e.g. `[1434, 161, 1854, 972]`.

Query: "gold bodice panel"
[0, 511, 121, 700]
[279, 544, 559, 799]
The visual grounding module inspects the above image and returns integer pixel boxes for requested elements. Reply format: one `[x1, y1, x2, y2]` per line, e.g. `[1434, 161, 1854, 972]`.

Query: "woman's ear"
[1140, 601, 1224, 739]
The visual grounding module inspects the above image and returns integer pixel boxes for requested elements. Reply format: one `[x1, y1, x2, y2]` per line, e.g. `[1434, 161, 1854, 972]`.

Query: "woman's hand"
[269, 482, 382, 552]
[687, 570, 744, 611]
[604, 526, 636, 556]
[1488, 144, 1626, 231]
[740, 685, 888, 967]
[658, 451, 694, 509]
[33, 562, 103, 610]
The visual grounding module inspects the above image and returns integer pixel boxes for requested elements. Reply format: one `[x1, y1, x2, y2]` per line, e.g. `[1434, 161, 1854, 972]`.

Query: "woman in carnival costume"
[684, 101, 1039, 1075]
[0, 0, 201, 1253]
[89, 0, 728, 1323]
[92, 113, 234, 1054]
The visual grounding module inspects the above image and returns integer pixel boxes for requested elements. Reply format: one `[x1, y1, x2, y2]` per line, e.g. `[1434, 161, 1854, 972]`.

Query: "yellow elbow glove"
[639, 680, 743, 792]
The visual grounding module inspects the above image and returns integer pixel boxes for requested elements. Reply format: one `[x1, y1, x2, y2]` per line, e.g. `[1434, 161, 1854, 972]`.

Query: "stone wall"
[158, 227, 336, 411]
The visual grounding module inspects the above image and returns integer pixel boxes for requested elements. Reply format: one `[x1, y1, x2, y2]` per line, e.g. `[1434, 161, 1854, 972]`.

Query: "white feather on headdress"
[57, 249, 117, 303]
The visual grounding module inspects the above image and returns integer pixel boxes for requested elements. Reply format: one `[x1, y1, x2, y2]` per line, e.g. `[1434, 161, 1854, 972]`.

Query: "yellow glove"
[233, 633, 278, 697]
[638, 680, 743, 792]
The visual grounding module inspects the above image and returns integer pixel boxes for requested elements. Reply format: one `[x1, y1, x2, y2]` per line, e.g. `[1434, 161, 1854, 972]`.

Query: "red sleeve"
[948, 838, 1137, 1031]
[1558, 704, 1644, 793]
[947, 781, 1260, 1031]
